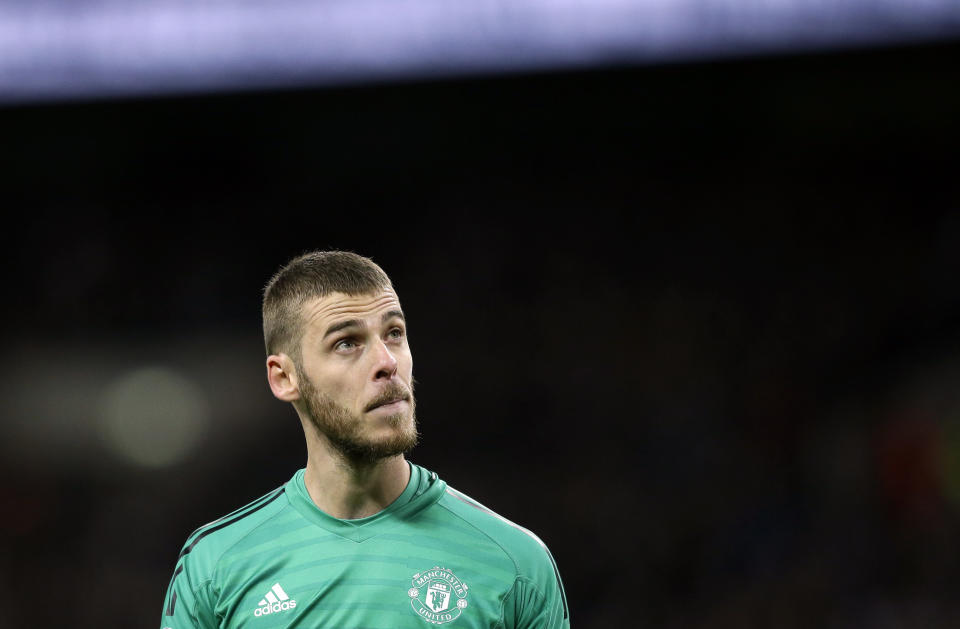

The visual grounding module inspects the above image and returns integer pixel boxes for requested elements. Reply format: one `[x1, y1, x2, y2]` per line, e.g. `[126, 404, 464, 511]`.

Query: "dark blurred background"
[2, 14, 960, 628]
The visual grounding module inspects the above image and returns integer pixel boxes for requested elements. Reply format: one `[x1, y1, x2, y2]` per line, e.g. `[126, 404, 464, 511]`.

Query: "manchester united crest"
[408, 566, 469, 624]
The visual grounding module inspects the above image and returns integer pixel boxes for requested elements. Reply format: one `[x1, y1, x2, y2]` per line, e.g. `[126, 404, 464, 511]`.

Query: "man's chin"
[331, 430, 418, 463]
[375, 409, 413, 428]
[373, 418, 418, 451]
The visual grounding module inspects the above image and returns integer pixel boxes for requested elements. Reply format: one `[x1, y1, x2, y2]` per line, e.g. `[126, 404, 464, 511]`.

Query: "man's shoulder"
[436, 483, 556, 577]
[433, 481, 569, 623]
[177, 483, 291, 574]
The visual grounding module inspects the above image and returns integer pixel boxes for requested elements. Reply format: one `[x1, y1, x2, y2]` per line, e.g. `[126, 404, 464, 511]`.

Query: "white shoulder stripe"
[445, 487, 547, 550]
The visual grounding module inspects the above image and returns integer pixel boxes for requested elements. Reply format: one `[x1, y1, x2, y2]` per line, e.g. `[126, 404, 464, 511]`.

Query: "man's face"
[294, 289, 417, 462]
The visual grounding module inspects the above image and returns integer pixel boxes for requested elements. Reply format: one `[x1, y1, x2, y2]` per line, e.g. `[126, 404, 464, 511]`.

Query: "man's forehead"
[302, 290, 402, 328]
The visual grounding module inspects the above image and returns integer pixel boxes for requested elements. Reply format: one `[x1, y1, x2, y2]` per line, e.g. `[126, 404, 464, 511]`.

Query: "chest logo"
[254, 582, 297, 617]
[408, 566, 469, 624]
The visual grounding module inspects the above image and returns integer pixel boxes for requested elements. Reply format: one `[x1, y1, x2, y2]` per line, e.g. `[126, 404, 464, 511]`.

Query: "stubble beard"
[299, 375, 418, 464]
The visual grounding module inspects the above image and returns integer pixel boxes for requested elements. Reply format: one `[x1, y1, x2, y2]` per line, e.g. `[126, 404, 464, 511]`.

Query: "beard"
[298, 375, 418, 464]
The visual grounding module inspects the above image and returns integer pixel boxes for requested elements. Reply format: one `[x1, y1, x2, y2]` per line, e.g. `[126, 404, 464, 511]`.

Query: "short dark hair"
[262, 251, 393, 361]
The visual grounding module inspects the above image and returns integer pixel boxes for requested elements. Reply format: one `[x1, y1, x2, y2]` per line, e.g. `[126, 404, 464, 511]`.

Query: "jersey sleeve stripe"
[163, 564, 184, 616]
[165, 589, 177, 616]
[185, 486, 285, 544]
[178, 487, 285, 559]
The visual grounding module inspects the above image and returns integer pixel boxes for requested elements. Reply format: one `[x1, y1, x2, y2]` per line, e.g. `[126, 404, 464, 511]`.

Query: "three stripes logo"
[254, 583, 297, 617]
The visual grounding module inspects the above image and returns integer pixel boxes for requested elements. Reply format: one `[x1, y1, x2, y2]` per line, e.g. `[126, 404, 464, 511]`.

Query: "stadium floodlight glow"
[98, 366, 210, 468]
[0, 0, 958, 104]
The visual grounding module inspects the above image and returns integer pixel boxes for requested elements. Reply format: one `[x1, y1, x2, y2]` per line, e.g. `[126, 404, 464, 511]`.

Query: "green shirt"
[160, 463, 569, 628]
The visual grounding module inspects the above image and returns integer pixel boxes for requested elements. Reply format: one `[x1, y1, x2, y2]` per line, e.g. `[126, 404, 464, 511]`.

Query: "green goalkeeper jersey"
[160, 462, 569, 628]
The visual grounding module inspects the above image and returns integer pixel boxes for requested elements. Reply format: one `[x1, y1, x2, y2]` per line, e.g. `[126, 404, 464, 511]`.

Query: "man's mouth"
[366, 394, 409, 412]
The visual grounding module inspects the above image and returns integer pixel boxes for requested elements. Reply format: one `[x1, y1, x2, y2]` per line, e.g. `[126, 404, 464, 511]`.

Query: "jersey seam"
[437, 501, 522, 578]
[494, 575, 548, 629]
[495, 574, 520, 629]
[438, 495, 552, 623]
[191, 578, 214, 622]
[442, 487, 566, 621]
[516, 574, 548, 611]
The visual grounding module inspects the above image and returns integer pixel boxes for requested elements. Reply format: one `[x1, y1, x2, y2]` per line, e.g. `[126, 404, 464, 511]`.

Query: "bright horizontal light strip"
[0, 0, 958, 103]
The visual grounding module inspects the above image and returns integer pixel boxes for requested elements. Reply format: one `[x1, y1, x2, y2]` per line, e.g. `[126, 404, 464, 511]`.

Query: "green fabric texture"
[160, 462, 569, 628]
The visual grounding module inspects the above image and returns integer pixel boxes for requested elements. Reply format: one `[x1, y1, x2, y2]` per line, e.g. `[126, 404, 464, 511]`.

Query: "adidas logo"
[254, 583, 297, 617]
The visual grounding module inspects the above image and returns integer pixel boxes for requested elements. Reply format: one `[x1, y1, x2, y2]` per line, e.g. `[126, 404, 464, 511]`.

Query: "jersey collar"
[284, 461, 446, 542]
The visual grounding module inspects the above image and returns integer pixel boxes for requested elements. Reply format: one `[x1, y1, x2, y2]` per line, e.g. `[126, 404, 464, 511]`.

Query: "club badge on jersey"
[407, 566, 469, 625]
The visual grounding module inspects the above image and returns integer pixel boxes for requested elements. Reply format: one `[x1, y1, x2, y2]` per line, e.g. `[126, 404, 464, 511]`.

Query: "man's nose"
[371, 338, 399, 380]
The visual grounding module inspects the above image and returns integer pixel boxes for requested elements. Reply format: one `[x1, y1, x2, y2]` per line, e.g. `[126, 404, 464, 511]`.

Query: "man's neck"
[302, 446, 411, 520]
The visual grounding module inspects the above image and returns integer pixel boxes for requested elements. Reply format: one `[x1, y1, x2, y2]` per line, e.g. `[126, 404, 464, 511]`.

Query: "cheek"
[398, 347, 413, 371]
[313, 371, 358, 402]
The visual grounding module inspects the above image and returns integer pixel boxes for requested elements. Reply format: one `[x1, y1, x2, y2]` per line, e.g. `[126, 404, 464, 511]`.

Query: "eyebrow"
[322, 310, 405, 340]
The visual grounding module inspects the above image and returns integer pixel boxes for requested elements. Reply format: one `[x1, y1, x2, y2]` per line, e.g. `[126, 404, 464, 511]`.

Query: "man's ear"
[266, 353, 301, 402]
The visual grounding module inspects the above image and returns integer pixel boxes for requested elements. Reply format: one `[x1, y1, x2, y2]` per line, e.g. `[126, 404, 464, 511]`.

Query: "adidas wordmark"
[254, 583, 297, 617]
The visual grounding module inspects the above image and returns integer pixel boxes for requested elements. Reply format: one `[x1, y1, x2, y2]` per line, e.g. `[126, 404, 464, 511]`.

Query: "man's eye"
[334, 339, 357, 351]
[388, 328, 405, 340]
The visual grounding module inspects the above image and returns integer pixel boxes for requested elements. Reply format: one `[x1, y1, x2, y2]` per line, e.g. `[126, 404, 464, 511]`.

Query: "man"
[160, 250, 569, 628]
